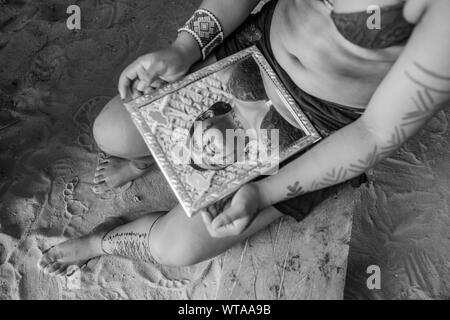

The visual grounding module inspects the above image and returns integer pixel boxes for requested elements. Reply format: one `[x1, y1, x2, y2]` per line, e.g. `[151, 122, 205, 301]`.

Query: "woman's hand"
[118, 35, 201, 100]
[201, 183, 264, 238]
[118, 46, 190, 99]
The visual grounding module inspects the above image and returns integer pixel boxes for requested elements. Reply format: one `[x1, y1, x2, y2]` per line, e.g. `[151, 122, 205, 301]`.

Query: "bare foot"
[39, 234, 104, 276]
[92, 153, 153, 194]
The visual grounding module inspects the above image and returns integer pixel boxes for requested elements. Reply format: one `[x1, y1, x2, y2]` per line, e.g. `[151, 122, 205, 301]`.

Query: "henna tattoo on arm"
[307, 62, 450, 192]
[285, 181, 305, 199]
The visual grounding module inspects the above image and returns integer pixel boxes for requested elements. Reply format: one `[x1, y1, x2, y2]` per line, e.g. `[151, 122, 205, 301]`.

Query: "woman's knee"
[150, 217, 207, 266]
[93, 96, 149, 159]
[151, 238, 202, 267]
[92, 96, 125, 154]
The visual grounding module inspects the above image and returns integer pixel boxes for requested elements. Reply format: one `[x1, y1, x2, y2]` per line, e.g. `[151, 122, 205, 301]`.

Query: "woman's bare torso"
[270, 0, 409, 109]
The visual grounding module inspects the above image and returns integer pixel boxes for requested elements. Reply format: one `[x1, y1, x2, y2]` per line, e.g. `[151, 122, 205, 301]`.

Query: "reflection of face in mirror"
[187, 57, 305, 171]
[188, 102, 245, 171]
[187, 59, 267, 171]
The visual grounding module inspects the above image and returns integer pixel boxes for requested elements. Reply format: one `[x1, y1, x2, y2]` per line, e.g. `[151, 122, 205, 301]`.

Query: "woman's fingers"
[136, 64, 151, 83]
[135, 65, 151, 92]
[206, 205, 218, 217]
[201, 203, 249, 238]
[135, 81, 149, 92]
[118, 62, 137, 99]
[131, 80, 144, 99]
[214, 217, 249, 237]
[212, 204, 241, 230]
[145, 61, 165, 88]
[200, 210, 214, 235]
[118, 58, 166, 99]
[203, 195, 232, 222]
[201, 210, 212, 224]
[151, 78, 169, 89]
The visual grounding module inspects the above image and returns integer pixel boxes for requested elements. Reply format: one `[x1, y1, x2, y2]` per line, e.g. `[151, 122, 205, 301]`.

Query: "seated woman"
[40, 0, 449, 273]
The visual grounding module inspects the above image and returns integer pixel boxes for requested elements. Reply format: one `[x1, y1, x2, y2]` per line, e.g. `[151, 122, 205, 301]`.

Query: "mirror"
[125, 46, 321, 216]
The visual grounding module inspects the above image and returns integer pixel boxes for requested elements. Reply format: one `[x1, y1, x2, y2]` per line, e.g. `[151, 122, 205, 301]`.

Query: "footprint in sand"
[0, 235, 12, 266]
[82, 0, 117, 30]
[13, 86, 50, 112]
[45, 158, 75, 180]
[424, 110, 448, 135]
[28, 45, 66, 84]
[63, 177, 89, 218]
[0, 243, 7, 266]
[72, 96, 111, 152]
[157, 278, 191, 289]
[130, 263, 191, 290]
[38, 3, 71, 23]
[0, 35, 9, 51]
[0, 5, 39, 34]
[131, 260, 217, 290]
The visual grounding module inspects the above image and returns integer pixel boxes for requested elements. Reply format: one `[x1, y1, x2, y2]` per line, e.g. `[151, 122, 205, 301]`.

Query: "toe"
[97, 163, 109, 170]
[95, 167, 105, 174]
[91, 185, 101, 194]
[40, 259, 51, 270]
[98, 159, 110, 166]
[44, 262, 60, 275]
[39, 247, 56, 268]
[94, 170, 105, 178]
[93, 175, 105, 184]
[54, 265, 69, 277]
[98, 156, 110, 163]
[99, 152, 110, 159]
[42, 245, 56, 255]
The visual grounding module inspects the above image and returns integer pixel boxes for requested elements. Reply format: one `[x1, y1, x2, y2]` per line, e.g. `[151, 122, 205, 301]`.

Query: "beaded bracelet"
[178, 8, 224, 60]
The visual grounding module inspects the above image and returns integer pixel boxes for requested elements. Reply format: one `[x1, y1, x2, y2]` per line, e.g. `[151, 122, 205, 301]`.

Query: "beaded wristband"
[178, 8, 224, 60]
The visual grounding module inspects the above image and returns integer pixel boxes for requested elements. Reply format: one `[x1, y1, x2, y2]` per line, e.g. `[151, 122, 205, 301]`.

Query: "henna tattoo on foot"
[102, 231, 155, 262]
[101, 215, 163, 263]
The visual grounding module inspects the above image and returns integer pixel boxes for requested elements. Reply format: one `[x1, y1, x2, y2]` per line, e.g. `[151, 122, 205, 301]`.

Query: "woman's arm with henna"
[254, 0, 450, 207]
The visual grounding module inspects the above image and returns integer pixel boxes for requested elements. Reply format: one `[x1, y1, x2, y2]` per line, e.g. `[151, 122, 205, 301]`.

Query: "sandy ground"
[0, 0, 449, 300]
